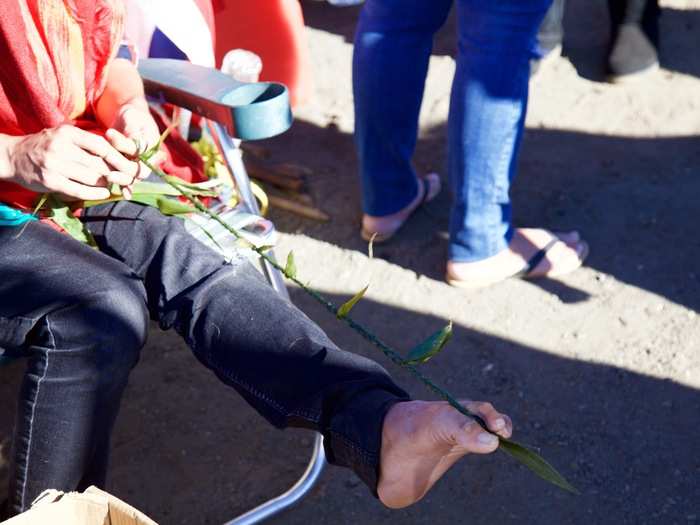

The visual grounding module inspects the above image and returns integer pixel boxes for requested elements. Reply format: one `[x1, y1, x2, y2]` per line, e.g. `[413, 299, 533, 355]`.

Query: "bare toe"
[465, 400, 513, 438]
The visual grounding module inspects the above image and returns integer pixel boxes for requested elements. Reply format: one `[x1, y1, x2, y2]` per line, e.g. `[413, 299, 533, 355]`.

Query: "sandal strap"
[420, 177, 431, 206]
[513, 238, 559, 278]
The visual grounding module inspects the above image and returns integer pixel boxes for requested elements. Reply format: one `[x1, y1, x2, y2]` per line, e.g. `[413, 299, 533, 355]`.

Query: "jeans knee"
[48, 276, 148, 376]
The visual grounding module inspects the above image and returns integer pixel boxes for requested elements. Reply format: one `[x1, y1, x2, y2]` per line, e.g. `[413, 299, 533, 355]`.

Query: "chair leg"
[212, 122, 327, 524]
[223, 433, 326, 525]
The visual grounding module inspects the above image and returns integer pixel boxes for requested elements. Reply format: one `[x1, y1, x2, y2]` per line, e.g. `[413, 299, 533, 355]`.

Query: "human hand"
[105, 101, 162, 199]
[7, 124, 140, 201]
[108, 100, 160, 154]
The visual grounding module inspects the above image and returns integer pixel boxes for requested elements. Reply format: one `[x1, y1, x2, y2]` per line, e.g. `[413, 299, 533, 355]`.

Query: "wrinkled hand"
[8, 124, 140, 201]
[106, 101, 162, 199]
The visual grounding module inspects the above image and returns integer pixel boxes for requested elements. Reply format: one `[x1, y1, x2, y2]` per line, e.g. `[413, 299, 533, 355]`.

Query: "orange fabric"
[0, 0, 125, 209]
[212, 0, 312, 108]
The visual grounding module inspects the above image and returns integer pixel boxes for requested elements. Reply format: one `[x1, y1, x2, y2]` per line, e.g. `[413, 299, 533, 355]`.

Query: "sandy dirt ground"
[2, 0, 699, 524]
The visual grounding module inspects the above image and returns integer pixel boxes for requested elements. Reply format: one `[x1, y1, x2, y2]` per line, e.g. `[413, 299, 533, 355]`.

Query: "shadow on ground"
[0, 287, 697, 524]
[261, 116, 700, 313]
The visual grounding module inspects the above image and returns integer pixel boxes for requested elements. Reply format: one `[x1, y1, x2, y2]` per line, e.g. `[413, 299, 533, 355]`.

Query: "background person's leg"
[0, 223, 148, 514]
[86, 202, 410, 493]
[448, 0, 552, 262]
[353, 0, 452, 217]
[607, 0, 660, 80]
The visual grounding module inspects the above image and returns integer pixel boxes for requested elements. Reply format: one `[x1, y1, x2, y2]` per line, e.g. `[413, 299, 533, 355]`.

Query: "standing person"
[535, 0, 661, 81]
[0, 0, 513, 516]
[354, 0, 589, 289]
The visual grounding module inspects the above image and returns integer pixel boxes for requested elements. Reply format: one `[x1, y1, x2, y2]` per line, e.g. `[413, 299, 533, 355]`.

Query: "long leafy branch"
[140, 154, 579, 495]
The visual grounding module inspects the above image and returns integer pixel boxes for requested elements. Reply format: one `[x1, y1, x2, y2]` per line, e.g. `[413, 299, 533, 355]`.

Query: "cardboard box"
[2, 486, 157, 525]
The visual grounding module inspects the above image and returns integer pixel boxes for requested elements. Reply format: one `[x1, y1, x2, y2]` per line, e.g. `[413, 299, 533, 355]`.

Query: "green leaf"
[404, 321, 453, 365]
[83, 196, 125, 208]
[46, 194, 97, 248]
[13, 193, 48, 239]
[32, 193, 48, 216]
[83, 181, 216, 210]
[141, 122, 176, 161]
[130, 181, 182, 196]
[138, 179, 218, 197]
[499, 438, 579, 495]
[337, 285, 369, 319]
[161, 175, 220, 194]
[129, 194, 196, 216]
[284, 251, 297, 279]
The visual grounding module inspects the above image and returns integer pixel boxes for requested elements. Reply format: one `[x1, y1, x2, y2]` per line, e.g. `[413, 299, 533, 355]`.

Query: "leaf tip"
[284, 251, 297, 279]
[337, 284, 369, 319]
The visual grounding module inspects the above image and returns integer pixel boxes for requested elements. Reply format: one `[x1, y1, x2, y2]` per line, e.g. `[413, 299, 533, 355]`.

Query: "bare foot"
[361, 173, 441, 242]
[446, 228, 589, 289]
[378, 400, 512, 509]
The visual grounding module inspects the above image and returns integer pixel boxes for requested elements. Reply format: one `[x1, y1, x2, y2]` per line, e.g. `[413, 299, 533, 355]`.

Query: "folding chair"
[0, 58, 326, 525]
[140, 57, 327, 525]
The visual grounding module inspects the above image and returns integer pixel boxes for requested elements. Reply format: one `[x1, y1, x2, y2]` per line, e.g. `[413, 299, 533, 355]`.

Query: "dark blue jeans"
[353, 0, 552, 261]
[0, 202, 408, 515]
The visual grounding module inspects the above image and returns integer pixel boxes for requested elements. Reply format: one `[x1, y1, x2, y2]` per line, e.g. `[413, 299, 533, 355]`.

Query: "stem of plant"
[141, 157, 491, 431]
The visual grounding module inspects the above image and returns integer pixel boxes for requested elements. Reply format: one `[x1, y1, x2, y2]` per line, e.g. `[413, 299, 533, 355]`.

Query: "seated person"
[0, 0, 512, 516]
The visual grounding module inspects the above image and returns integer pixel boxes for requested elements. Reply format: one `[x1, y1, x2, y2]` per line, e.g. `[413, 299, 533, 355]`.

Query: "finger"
[122, 184, 133, 200]
[455, 420, 500, 454]
[105, 128, 139, 157]
[72, 128, 139, 177]
[134, 162, 150, 181]
[53, 177, 112, 201]
[65, 144, 135, 187]
[67, 144, 112, 177]
[464, 400, 512, 438]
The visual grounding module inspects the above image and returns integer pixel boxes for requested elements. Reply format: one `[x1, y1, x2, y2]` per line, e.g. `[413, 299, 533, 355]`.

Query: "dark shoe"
[608, 22, 659, 82]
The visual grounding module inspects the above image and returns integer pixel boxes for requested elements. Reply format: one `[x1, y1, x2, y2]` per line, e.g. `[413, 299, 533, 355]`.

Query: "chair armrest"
[137, 58, 293, 141]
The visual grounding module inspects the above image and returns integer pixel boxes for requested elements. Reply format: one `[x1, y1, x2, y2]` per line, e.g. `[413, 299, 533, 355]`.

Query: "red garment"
[0, 0, 125, 209]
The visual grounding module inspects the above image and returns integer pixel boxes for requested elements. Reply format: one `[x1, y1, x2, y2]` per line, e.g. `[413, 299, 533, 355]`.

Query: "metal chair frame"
[209, 125, 326, 525]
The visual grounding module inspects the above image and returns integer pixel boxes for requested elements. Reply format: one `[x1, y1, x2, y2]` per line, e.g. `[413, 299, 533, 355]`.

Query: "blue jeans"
[0, 202, 408, 515]
[353, 0, 552, 262]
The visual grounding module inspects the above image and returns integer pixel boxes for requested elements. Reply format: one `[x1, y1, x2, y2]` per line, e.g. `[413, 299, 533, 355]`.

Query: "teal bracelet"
[0, 203, 37, 227]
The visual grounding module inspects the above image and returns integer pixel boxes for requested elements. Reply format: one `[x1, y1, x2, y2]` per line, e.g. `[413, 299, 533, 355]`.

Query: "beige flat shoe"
[446, 236, 589, 290]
